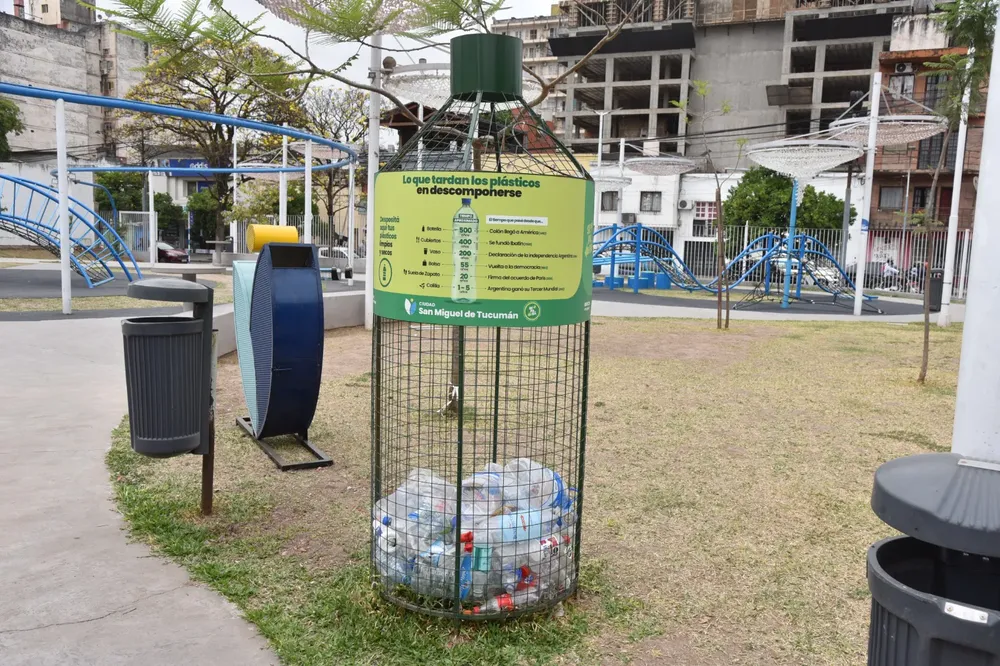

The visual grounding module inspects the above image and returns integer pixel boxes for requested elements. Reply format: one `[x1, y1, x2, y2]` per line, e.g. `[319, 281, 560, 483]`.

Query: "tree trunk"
[715, 187, 724, 330]
[917, 126, 952, 384]
[717, 190, 730, 329]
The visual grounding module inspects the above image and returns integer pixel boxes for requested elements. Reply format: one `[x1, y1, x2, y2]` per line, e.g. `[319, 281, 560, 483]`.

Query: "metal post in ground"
[56, 98, 71, 315]
[365, 33, 382, 330]
[853, 72, 882, 316]
[781, 180, 799, 308]
[938, 63, 972, 327]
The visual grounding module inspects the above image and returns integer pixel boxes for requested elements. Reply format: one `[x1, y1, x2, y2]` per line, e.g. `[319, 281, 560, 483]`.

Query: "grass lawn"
[107, 318, 963, 665]
[0, 247, 56, 260]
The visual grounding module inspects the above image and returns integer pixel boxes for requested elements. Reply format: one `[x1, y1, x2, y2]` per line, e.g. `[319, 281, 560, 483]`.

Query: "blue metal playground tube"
[781, 180, 799, 309]
[0, 83, 357, 164]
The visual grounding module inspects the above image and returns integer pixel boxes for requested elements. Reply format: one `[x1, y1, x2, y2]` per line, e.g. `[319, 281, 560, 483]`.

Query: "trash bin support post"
[193, 291, 214, 515]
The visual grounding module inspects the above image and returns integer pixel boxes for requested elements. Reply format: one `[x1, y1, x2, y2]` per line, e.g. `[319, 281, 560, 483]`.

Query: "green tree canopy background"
[723, 167, 854, 229]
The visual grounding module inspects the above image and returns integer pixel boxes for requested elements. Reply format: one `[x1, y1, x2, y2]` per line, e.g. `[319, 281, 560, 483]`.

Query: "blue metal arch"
[0, 174, 143, 286]
[592, 224, 876, 301]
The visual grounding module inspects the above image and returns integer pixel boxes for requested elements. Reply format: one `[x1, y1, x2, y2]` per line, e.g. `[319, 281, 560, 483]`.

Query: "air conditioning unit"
[677, 199, 693, 210]
[622, 213, 637, 224]
[100, 60, 113, 75]
[895, 63, 914, 74]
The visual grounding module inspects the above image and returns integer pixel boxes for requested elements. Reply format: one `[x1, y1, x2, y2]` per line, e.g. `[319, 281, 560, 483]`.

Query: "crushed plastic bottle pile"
[373, 458, 576, 615]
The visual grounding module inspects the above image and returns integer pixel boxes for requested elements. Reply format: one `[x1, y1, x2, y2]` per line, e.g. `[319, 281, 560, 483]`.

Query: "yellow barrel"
[246, 224, 299, 252]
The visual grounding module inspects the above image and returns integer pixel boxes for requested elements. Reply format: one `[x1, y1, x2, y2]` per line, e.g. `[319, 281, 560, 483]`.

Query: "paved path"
[0, 317, 276, 666]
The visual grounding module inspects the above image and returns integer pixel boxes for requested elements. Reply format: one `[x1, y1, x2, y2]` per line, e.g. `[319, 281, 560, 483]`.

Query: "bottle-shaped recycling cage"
[371, 33, 594, 620]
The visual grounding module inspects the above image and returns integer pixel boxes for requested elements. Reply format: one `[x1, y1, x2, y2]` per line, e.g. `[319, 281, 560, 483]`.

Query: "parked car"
[157, 241, 189, 263]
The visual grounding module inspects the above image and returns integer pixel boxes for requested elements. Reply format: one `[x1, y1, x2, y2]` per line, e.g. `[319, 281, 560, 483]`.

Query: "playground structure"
[0, 173, 143, 287]
[593, 223, 881, 311]
[0, 82, 357, 311]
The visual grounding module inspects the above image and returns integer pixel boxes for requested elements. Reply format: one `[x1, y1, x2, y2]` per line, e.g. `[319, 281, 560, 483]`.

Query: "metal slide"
[593, 224, 877, 303]
[0, 174, 143, 286]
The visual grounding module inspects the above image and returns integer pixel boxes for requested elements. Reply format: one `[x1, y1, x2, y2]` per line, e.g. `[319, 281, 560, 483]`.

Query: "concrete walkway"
[0, 317, 276, 666]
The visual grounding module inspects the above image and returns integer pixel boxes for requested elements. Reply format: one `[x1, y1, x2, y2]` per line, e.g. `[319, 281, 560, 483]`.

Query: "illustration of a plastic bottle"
[451, 197, 479, 303]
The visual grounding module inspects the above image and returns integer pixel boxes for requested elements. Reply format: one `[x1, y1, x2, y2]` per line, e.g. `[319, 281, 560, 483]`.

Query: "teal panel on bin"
[233, 261, 259, 432]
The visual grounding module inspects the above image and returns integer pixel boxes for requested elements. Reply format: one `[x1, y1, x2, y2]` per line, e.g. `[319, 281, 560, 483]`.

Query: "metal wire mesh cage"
[371, 33, 593, 619]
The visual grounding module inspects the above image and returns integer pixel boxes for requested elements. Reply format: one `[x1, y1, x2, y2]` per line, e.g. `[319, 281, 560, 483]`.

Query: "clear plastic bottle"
[483, 508, 558, 543]
[501, 458, 566, 511]
[451, 197, 479, 303]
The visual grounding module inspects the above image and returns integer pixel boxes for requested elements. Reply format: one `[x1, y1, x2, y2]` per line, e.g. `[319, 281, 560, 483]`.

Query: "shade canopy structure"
[624, 155, 699, 176]
[828, 115, 947, 147]
[383, 62, 542, 108]
[746, 138, 864, 183]
[592, 175, 633, 190]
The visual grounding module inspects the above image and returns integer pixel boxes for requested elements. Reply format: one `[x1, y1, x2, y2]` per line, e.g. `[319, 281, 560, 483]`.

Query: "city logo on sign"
[404, 298, 417, 315]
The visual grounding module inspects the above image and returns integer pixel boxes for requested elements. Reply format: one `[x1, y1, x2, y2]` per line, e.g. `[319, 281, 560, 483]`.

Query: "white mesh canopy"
[828, 115, 947, 147]
[383, 66, 542, 107]
[592, 175, 632, 190]
[747, 139, 863, 182]
[624, 155, 698, 176]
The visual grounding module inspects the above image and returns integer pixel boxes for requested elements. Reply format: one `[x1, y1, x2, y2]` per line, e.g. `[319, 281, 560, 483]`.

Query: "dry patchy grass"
[109, 318, 964, 665]
[0, 275, 232, 312]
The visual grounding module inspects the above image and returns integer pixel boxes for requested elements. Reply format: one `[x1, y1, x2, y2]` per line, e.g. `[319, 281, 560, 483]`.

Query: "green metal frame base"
[236, 416, 332, 471]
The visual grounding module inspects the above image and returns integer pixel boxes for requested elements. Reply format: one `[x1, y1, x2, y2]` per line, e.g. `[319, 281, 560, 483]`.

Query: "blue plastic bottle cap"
[462, 198, 472, 205]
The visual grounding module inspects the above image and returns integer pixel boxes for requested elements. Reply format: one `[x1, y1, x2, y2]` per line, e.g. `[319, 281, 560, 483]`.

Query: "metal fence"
[230, 214, 366, 261]
[115, 211, 153, 258]
[596, 222, 974, 299]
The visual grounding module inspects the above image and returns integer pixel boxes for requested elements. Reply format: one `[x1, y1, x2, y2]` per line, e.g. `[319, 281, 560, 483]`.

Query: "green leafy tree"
[94, 172, 145, 211]
[0, 98, 24, 160]
[154, 192, 186, 231]
[109, 3, 307, 244]
[723, 167, 854, 229]
[186, 186, 221, 245]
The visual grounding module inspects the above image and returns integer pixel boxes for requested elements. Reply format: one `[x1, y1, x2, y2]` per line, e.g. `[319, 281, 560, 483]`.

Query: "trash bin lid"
[127, 277, 210, 303]
[872, 452, 1000, 558]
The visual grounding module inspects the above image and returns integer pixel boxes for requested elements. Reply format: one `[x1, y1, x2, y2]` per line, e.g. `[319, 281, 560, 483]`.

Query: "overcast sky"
[99, 0, 553, 86]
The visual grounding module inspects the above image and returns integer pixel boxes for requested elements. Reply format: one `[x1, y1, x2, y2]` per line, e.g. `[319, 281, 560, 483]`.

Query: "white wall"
[889, 15, 949, 52]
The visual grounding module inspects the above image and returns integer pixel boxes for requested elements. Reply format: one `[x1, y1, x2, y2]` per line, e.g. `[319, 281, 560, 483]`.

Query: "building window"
[529, 29, 537, 40]
[694, 201, 717, 221]
[41, 3, 48, 11]
[578, 2, 607, 27]
[549, 28, 555, 37]
[888, 74, 914, 98]
[918, 132, 958, 170]
[601, 191, 618, 211]
[912, 187, 930, 211]
[185, 181, 199, 197]
[878, 186, 904, 210]
[639, 191, 662, 212]
[924, 74, 945, 110]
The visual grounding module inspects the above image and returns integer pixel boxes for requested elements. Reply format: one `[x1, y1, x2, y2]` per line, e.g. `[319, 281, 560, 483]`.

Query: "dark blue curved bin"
[250, 243, 324, 439]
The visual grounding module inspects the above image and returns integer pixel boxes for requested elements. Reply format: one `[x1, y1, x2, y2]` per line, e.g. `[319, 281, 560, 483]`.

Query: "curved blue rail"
[593, 224, 876, 301]
[0, 174, 143, 286]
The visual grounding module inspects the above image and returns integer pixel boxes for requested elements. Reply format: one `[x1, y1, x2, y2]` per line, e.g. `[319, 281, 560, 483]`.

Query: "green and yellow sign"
[373, 171, 593, 327]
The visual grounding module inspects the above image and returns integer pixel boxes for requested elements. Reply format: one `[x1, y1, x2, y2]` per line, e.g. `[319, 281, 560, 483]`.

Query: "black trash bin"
[868, 536, 999, 665]
[121, 278, 214, 458]
[929, 268, 944, 312]
[123, 316, 204, 457]
[869, 452, 1000, 665]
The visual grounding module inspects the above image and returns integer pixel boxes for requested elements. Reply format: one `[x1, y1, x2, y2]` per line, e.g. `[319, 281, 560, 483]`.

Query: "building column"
[780, 15, 794, 82]
[648, 54, 660, 139]
[811, 44, 826, 132]
[604, 56, 615, 145]
[678, 52, 692, 155]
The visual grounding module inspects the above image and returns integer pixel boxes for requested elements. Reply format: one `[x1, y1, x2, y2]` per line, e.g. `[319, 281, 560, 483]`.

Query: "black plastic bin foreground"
[868, 535, 999, 665]
[122, 316, 205, 457]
